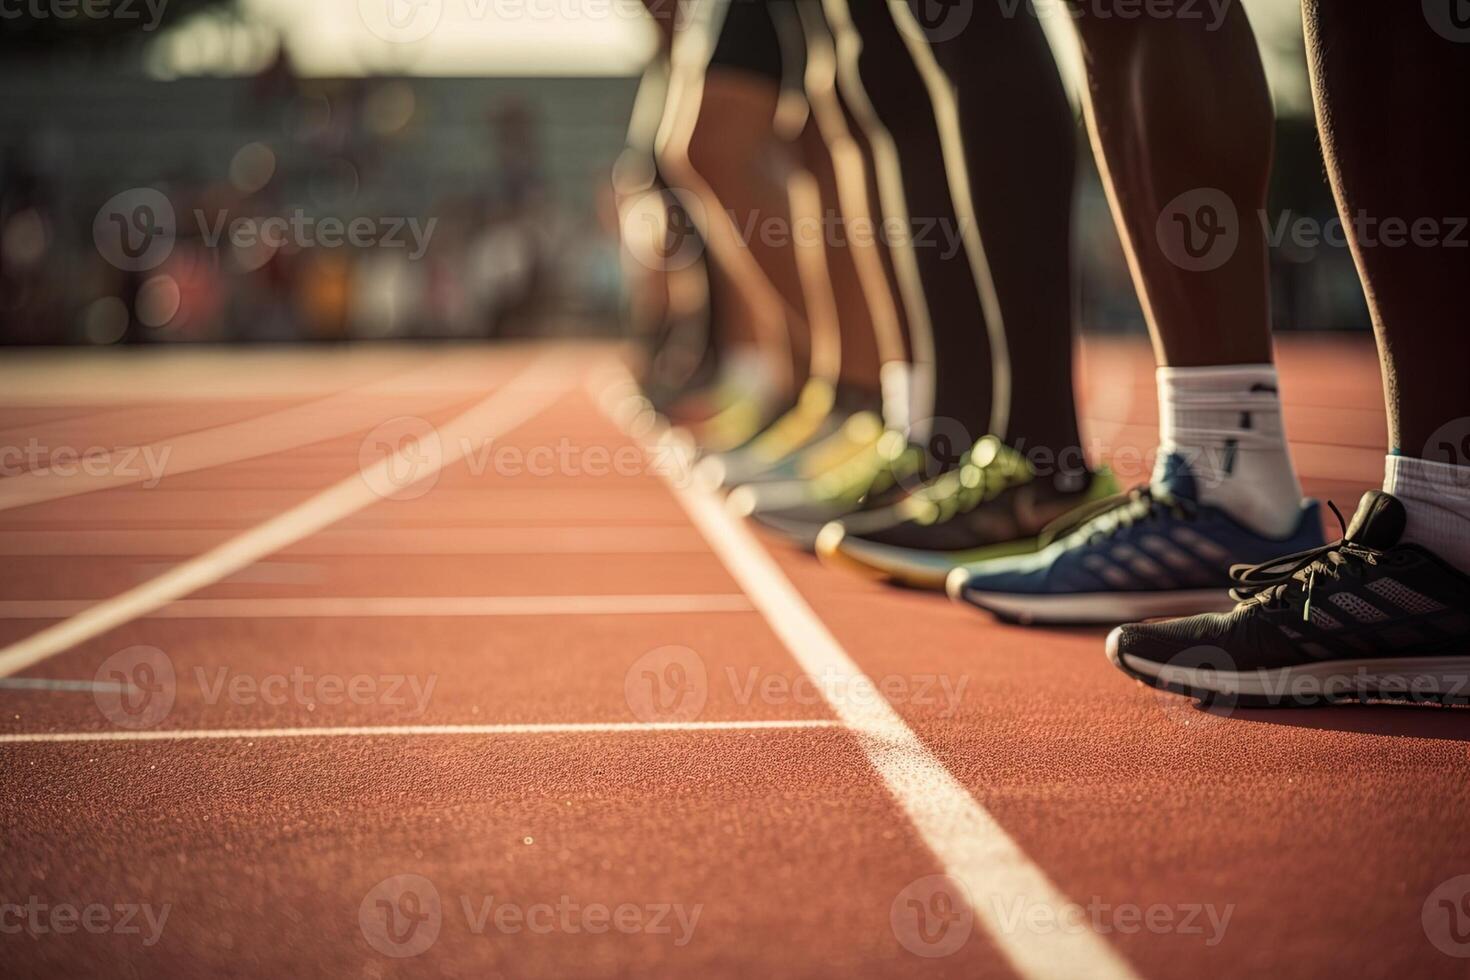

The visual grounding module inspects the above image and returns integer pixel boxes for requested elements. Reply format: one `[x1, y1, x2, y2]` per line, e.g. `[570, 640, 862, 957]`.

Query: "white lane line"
[0, 354, 539, 515]
[0, 720, 842, 744]
[0, 357, 569, 681]
[598, 386, 1141, 980]
[0, 526, 710, 557]
[0, 346, 537, 404]
[0, 678, 128, 693]
[0, 595, 754, 619]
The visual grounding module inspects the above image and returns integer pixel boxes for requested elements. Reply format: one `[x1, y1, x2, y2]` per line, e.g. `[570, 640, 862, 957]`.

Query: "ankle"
[1385, 455, 1470, 574]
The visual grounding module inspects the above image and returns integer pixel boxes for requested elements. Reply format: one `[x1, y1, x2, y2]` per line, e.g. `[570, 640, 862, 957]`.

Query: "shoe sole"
[1107, 635, 1470, 708]
[748, 510, 845, 552]
[815, 527, 944, 588]
[818, 531, 1039, 592]
[952, 584, 1235, 626]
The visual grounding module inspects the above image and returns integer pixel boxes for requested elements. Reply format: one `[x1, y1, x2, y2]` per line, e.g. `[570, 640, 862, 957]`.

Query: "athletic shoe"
[731, 430, 928, 549]
[816, 437, 1120, 590]
[948, 454, 1325, 625]
[1106, 490, 1470, 707]
[690, 391, 780, 455]
[695, 379, 859, 490]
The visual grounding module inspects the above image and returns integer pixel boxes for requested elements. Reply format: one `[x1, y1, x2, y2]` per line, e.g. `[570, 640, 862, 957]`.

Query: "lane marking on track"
[0, 526, 711, 557]
[0, 355, 525, 515]
[597, 381, 1141, 980]
[0, 595, 754, 619]
[0, 357, 569, 681]
[0, 678, 128, 693]
[0, 346, 540, 404]
[0, 720, 842, 744]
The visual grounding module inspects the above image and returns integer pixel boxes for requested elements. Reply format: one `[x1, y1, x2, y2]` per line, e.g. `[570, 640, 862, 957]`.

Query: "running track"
[1, 337, 1467, 979]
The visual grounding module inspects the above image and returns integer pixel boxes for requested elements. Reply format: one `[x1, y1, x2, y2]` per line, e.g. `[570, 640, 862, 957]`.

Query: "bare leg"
[659, 2, 808, 394]
[1303, 1, 1470, 458]
[1067, 2, 1274, 367]
[1066, 2, 1306, 538]
[907, 0, 1086, 486]
[1303, 0, 1470, 572]
[827, 0, 996, 447]
[791, 14, 888, 394]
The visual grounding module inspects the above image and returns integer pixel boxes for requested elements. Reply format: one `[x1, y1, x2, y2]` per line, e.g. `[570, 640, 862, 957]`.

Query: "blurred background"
[0, 0, 1367, 348]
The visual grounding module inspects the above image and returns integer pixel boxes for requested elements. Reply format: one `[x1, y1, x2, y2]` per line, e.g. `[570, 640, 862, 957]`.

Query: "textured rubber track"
[0, 337, 1465, 980]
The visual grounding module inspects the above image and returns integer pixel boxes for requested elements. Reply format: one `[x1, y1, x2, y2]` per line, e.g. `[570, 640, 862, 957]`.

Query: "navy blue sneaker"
[948, 456, 1325, 625]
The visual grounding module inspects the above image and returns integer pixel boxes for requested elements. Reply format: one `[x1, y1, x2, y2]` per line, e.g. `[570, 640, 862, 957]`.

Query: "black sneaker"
[1106, 491, 1470, 707]
[815, 437, 1119, 590]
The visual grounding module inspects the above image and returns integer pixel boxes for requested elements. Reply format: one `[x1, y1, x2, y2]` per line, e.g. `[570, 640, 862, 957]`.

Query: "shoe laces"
[814, 430, 919, 502]
[908, 437, 1033, 526]
[1228, 501, 1381, 620]
[1037, 485, 1197, 548]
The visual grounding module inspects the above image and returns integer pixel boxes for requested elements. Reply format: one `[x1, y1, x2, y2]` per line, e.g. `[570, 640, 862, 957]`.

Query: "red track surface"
[1, 337, 1467, 979]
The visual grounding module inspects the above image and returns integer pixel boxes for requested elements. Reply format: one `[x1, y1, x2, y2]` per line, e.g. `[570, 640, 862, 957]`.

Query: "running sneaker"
[948, 453, 1325, 625]
[1106, 490, 1470, 707]
[695, 379, 852, 490]
[731, 430, 930, 549]
[816, 437, 1120, 590]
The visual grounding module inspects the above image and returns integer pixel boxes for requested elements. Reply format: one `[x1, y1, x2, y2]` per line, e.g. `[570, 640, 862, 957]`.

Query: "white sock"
[1384, 455, 1470, 574]
[1153, 364, 1305, 539]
